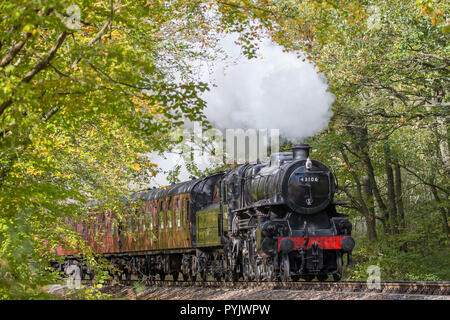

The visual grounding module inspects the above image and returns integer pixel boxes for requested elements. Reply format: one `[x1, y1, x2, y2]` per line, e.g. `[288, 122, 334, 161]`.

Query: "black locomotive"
[220, 143, 354, 281]
[57, 144, 354, 282]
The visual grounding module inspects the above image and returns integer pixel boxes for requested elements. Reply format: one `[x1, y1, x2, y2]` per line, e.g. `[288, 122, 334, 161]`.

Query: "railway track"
[83, 279, 450, 296]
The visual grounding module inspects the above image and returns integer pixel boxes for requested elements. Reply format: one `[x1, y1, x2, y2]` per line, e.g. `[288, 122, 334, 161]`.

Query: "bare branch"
[0, 31, 68, 117]
[399, 164, 449, 195]
[70, 0, 122, 69]
[0, 33, 31, 68]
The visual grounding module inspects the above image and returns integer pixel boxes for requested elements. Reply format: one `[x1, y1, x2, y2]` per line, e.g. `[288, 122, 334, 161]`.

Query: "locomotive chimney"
[292, 144, 312, 160]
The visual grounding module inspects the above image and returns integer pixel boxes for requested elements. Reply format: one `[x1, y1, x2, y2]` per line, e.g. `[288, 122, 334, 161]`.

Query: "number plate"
[299, 176, 319, 183]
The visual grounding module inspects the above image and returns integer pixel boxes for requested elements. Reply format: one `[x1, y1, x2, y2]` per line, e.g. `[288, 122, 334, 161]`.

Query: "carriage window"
[149, 203, 154, 231]
[101, 215, 105, 233]
[182, 198, 186, 226]
[148, 212, 153, 230]
[158, 200, 164, 229]
[186, 199, 190, 225]
[141, 215, 145, 232]
[145, 203, 150, 231]
[103, 217, 107, 233]
[159, 212, 164, 229]
[82, 221, 86, 237]
[153, 201, 157, 229]
[175, 198, 181, 227]
[128, 217, 132, 233]
[135, 214, 140, 232]
[167, 198, 172, 228]
[107, 216, 111, 233]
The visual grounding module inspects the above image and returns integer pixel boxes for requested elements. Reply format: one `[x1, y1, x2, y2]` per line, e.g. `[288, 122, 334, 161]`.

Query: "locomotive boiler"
[57, 144, 355, 282]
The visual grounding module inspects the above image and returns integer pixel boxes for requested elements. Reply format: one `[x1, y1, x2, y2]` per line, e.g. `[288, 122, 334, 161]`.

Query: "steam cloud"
[202, 35, 335, 139]
[146, 34, 335, 187]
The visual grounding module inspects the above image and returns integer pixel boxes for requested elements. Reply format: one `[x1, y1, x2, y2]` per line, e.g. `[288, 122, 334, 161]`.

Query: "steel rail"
[82, 279, 450, 296]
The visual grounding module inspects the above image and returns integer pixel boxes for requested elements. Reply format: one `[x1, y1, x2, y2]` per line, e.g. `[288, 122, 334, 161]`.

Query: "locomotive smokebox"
[292, 144, 312, 160]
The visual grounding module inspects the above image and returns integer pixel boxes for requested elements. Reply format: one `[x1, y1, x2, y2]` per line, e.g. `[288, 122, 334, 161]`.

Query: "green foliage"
[0, 0, 448, 299]
[238, 0, 450, 280]
[346, 229, 449, 281]
[0, 0, 275, 299]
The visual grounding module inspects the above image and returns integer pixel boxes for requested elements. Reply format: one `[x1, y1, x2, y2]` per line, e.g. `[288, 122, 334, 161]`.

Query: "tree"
[264, 0, 449, 279]
[0, 0, 279, 298]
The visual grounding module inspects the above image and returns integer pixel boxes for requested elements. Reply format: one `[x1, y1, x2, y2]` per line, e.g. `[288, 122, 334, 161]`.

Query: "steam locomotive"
[57, 144, 354, 282]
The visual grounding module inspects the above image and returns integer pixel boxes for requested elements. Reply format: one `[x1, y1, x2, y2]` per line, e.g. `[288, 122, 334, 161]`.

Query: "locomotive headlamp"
[306, 157, 312, 170]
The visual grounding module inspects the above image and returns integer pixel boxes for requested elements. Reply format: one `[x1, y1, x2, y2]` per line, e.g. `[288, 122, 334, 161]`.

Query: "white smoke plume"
[202, 34, 334, 139]
[146, 34, 335, 187]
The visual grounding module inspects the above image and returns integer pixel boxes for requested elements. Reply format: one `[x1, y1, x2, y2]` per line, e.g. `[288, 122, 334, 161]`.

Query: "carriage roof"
[131, 178, 202, 202]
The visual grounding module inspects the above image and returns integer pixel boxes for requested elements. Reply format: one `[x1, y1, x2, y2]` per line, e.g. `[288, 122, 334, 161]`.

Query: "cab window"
[213, 184, 219, 203]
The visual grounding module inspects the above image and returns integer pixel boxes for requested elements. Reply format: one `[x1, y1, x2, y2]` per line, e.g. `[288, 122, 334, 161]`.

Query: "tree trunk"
[430, 185, 450, 238]
[433, 95, 450, 171]
[362, 175, 377, 241]
[394, 163, 406, 229]
[361, 149, 390, 234]
[344, 118, 387, 236]
[341, 150, 377, 242]
[384, 142, 398, 234]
